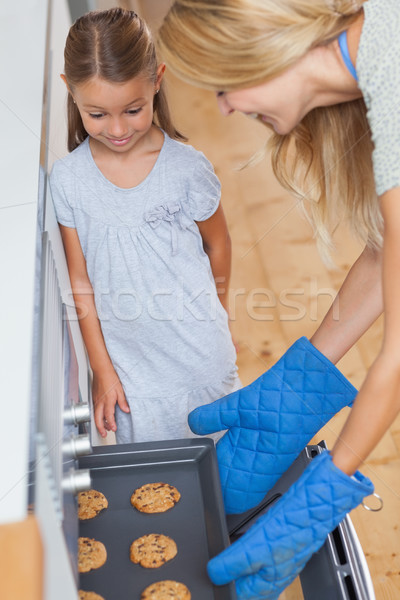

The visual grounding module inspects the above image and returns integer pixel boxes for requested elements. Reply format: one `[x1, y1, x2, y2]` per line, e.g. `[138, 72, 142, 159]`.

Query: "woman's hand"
[310, 243, 382, 365]
[188, 336, 357, 513]
[92, 368, 130, 438]
[207, 451, 373, 599]
[331, 186, 400, 474]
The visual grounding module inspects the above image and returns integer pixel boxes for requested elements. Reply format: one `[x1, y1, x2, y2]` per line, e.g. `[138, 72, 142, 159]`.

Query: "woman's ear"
[155, 63, 166, 90]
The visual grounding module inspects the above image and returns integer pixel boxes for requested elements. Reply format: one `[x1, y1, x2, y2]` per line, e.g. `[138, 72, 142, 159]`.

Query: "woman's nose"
[216, 93, 235, 117]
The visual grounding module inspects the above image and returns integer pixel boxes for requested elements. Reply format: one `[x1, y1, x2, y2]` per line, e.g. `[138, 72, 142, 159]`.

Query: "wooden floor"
[163, 75, 400, 599]
[117, 2, 400, 597]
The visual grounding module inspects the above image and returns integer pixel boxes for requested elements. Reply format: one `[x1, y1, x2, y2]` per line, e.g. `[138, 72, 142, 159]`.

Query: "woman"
[158, 1, 400, 598]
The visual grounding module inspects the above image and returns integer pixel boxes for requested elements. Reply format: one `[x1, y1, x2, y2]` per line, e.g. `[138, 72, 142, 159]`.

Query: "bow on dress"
[144, 203, 183, 255]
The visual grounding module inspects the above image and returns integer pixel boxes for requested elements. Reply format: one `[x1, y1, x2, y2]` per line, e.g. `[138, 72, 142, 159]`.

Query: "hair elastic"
[327, 0, 343, 15]
[350, 0, 362, 11]
[328, 0, 361, 16]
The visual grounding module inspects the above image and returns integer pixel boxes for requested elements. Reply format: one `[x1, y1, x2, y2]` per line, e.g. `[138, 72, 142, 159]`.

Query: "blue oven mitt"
[189, 337, 357, 513]
[208, 451, 374, 600]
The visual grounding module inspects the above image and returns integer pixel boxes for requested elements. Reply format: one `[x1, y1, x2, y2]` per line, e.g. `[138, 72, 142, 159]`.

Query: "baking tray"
[227, 442, 375, 600]
[78, 438, 236, 600]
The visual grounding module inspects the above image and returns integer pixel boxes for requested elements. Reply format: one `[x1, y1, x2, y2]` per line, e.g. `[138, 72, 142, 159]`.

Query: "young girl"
[158, 0, 399, 597]
[50, 8, 240, 444]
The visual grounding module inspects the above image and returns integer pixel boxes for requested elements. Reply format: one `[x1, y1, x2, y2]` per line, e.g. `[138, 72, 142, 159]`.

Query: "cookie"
[131, 482, 181, 514]
[130, 533, 177, 568]
[78, 592, 105, 600]
[141, 580, 191, 600]
[78, 489, 108, 520]
[78, 537, 107, 573]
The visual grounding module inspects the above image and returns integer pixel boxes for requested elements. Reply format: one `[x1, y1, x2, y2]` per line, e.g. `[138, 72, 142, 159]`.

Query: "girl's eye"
[89, 113, 104, 119]
[216, 91, 225, 97]
[127, 108, 142, 115]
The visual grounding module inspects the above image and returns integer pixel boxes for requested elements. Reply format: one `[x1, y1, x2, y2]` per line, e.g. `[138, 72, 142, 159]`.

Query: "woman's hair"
[64, 7, 185, 152]
[158, 0, 382, 258]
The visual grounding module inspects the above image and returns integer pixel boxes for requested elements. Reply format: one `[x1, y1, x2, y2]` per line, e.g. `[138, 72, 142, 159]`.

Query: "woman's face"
[216, 63, 312, 135]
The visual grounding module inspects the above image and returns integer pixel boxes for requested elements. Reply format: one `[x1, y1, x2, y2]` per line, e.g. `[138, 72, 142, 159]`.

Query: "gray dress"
[50, 133, 240, 443]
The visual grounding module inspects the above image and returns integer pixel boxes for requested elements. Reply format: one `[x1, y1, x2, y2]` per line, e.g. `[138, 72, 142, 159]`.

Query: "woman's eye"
[127, 108, 142, 115]
[216, 91, 225, 97]
[89, 113, 104, 119]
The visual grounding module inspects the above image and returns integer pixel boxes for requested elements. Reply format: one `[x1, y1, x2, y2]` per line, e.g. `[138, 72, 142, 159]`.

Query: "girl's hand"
[92, 369, 130, 438]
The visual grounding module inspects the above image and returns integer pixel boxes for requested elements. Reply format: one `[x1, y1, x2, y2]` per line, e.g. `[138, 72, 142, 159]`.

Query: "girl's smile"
[106, 135, 134, 146]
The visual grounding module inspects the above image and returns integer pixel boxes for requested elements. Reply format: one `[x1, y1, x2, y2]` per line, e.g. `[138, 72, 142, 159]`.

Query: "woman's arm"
[196, 203, 232, 312]
[331, 186, 400, 474]
[59, 225, 130, 437]
[310, 244, 383, 364]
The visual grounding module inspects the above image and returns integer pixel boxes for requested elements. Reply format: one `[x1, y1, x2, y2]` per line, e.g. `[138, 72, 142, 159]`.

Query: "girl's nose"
[216, 93, 235, 117]
[108, 117, 128, 138]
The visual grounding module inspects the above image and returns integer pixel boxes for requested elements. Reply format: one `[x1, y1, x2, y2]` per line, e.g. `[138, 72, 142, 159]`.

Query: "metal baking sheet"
[78, 438, 236, 600]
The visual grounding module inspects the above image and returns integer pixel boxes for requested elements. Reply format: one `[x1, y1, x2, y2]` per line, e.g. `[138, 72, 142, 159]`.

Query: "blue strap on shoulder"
[338, 30, 358, 81]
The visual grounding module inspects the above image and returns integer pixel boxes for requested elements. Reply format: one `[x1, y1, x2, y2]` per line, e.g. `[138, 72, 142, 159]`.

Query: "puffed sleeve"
[49, 161, 76, 227]
[187, 152, 221, 221]
[357, 0, 400, 196]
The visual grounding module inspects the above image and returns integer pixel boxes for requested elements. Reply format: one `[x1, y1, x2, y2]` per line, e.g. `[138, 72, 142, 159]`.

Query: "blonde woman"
[158, 0, 400, 597]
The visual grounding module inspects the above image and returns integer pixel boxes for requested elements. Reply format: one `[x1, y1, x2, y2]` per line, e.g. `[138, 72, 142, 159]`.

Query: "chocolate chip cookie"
[131, 482, 181, 514]
[78, 489, 108, 520]
[78, 537, 107, 573]
[140, 580, 191, 599]
[130, 533, 177, 568]
[78, 591, 105, 600]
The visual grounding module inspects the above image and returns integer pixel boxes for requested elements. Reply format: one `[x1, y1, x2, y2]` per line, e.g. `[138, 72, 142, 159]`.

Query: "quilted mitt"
[189, 337, 357, 513]
[207, 451, 374, 599]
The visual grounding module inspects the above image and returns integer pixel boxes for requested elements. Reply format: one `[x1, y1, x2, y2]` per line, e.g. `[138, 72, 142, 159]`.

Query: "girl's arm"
[59, 225, 130, 438]
[331, 186, 400, 474]
[310, 244, 383, 364]
[196, 203, 232, 312]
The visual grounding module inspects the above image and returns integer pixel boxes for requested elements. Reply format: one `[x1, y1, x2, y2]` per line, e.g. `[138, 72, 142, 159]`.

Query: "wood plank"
[350, 460, 400, 598]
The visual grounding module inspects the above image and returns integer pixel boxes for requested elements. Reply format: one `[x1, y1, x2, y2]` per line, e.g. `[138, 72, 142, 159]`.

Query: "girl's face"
[68, 67, 164, 154]
[216, 63, 312, 135]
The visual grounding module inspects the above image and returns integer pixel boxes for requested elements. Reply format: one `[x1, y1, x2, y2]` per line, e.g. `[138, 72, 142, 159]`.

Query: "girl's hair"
[158, 0, 382, 258]
[64, 7, 185, 152]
